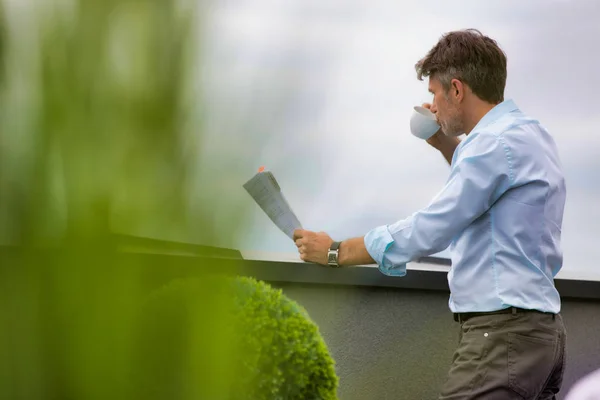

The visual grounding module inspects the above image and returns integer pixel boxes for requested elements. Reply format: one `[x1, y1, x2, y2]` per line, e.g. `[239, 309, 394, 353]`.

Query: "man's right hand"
[421, 103, 460, 165]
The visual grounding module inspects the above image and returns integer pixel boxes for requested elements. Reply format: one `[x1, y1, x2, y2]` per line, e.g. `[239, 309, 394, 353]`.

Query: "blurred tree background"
[0, 1, 338, 399]
[0, 0, 234, 398]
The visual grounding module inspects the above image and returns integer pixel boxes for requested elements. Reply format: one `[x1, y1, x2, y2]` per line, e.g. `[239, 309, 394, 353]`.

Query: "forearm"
[338, 237, 375, 266]
[438, 137, 460, 165]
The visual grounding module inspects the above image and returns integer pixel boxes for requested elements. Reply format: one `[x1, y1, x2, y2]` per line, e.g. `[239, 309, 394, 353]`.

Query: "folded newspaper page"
[243, 168, 302, 240]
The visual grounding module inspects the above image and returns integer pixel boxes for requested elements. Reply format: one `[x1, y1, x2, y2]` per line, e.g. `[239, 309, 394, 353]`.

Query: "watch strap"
[329, 241, 341, 251]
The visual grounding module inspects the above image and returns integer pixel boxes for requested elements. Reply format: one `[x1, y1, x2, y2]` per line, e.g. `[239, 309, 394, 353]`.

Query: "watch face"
[327, 251, 338, 265]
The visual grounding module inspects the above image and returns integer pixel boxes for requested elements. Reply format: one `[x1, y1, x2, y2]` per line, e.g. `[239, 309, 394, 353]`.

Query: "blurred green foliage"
[0, 1, 338, 399]
[0, 1, 204, 398]
[230, 277, 338, 400]
[137, 277, 339, 399]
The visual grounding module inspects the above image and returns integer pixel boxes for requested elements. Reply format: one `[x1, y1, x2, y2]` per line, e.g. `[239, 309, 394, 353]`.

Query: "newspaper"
[243, 169, 302, 239]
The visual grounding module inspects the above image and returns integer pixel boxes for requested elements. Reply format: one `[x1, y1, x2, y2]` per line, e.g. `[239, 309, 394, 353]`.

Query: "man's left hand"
[293, 229, 333, 265]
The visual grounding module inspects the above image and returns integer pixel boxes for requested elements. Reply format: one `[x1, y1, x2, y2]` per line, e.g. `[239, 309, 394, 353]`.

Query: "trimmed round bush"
[134, 275, 339, 400]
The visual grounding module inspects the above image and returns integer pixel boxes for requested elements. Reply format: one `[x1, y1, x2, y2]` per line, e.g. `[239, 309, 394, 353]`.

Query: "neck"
[463, 100, 499, 135]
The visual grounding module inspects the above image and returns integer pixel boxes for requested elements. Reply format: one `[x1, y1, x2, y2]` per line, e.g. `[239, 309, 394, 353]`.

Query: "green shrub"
[135, 276, 339, 400]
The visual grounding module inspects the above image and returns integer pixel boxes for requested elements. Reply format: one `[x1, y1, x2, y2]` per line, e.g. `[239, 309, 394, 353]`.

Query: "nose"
[430, 103, 438, 114]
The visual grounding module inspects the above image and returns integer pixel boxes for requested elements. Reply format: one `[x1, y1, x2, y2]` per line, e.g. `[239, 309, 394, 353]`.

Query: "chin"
[443, 125, 463, 137]
[441, 127, 454, 137]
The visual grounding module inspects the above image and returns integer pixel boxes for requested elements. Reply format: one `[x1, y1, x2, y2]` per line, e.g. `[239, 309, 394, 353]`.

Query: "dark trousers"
[439, 308, 567, 400]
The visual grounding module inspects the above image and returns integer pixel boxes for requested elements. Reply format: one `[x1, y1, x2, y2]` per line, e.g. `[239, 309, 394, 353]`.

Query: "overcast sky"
[195, 0, 600, 280]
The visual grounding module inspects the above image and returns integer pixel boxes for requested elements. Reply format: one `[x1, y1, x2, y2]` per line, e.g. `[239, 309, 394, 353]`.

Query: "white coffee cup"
[410, 106, 440, 140]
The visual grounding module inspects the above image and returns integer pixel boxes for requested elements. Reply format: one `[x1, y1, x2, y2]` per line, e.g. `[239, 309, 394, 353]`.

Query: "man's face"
[428, 77, 463, 137]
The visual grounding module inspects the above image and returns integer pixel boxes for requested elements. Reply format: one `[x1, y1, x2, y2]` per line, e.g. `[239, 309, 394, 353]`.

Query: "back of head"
[415, 29, 507, 104]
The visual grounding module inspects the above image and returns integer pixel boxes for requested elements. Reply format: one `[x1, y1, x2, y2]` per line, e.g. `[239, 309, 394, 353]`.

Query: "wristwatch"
[327, 241, 342, 267]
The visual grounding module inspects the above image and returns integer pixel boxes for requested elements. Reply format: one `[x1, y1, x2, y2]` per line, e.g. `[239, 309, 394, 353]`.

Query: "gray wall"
[275, 283, 600, 400]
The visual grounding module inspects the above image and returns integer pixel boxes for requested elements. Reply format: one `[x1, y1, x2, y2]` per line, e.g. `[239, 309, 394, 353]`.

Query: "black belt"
[453, 306, 556, 323]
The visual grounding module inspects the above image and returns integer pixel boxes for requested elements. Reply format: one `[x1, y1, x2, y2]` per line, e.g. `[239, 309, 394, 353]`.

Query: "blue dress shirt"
[364, 99, 566, 313]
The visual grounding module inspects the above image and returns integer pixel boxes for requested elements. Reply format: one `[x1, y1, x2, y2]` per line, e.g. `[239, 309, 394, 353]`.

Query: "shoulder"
[455, 129, 508, 161]
[455, 106, 554, 163]
[485, 109, 550, 146]
[453, 111, 543, 179]
[469, 110, 551, 158]
[487, 108, 539, 132]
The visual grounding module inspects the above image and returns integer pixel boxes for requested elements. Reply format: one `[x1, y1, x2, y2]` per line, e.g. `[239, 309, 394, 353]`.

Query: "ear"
[450, 78, 465, 102]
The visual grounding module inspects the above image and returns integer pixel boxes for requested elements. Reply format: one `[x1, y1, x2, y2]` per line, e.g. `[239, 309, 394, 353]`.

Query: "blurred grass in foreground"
[0, 0, 243, 398]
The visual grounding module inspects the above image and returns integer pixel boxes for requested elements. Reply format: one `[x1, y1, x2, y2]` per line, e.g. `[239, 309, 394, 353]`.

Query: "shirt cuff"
[364, 225, 407, 277]
[364, 225, 393, 263]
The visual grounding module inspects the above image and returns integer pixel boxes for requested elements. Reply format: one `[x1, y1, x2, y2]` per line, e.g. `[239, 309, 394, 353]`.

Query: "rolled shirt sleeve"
[364, 132, 514, 276]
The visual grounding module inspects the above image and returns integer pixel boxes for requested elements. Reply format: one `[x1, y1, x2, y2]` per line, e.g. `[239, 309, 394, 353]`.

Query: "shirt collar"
[469, 98, 519, 133]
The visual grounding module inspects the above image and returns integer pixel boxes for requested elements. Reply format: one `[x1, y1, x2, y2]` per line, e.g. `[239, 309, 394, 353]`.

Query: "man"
[294, 29, 567, 399]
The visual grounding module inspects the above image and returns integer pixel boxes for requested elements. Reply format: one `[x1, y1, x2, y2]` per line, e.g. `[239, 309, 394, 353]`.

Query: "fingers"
[293, 229, 306, 241]
[297, 243, 307, 261]
[293, 229, 325, 264]
[421, 102, 432, 110]
[294, 229, 317, 242]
